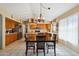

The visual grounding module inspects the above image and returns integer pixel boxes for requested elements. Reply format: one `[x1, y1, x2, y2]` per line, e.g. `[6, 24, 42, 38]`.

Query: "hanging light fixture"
[38, 3, 51, 22]
[37, 3, 42, 22]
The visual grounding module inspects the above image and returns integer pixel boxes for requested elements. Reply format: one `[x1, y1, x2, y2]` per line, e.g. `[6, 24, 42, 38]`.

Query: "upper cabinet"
[37, 24, 46, 29]
[5, 18, 16, 29]
[28, 18, 52, 32]
[29, 23, 37, 29]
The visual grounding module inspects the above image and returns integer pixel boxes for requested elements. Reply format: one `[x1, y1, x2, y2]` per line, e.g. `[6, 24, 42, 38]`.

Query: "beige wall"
[0, 4, 23, 23]
[0, 5, 22, 49]
[0, 5, 11, 49]
[56, 5, 79, 22]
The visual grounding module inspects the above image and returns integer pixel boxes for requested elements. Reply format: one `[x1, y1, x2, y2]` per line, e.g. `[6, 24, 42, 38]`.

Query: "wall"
[56, 5, 79, 22]
[0, 15, 2, 48]
[0, 4, 23, 23]
[0, 4, 22, 49]
[57, 5, 79, 53]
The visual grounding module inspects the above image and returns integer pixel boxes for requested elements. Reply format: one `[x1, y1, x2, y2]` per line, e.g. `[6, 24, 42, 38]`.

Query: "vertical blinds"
[59, 13, 78, 46]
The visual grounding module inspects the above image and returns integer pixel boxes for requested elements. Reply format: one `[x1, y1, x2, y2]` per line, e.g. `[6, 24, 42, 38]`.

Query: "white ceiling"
[0, 3, 78, 21]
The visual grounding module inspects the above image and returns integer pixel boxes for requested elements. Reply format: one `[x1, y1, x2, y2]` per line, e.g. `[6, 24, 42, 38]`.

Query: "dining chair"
[36, 33, 46, 56]
[25, 33, 36, 56]
[46, 33, 56, 55]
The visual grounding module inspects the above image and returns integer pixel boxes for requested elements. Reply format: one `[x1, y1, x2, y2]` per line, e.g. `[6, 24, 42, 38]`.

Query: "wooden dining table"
[25, 33, 56, 56]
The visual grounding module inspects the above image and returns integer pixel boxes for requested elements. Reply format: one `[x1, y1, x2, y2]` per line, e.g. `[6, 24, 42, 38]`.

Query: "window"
[59, 13, 79, 46]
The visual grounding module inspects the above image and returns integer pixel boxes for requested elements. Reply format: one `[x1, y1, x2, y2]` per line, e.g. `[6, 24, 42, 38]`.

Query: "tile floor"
[0, 39, 79, 56]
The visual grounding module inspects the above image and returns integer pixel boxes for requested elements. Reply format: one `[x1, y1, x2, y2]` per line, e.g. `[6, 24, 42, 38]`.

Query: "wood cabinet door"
[10, 34, 13, 43]
[5, 36, 10, 45]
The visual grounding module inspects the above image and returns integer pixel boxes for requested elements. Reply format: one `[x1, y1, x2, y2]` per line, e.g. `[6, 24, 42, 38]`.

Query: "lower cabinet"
[5, 35, 10, 45]
[5, 33, 17, 46]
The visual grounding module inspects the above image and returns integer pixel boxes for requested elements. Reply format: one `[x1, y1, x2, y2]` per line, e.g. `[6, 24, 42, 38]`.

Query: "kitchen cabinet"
[5, 33, 17, 46]
[5, 18, 16, 29]
[29, 23, 37, 29]
[37, 24, 46, 29]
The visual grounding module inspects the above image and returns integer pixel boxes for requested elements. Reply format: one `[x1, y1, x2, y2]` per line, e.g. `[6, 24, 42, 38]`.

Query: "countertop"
[6, 32, 17, 35]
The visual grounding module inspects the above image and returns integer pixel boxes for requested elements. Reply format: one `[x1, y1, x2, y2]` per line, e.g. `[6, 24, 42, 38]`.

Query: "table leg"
[25, 42, 28, 56]
[54, 42, 56, 56]
[44, 48, 45, 56]
[37, 42, 38, 56]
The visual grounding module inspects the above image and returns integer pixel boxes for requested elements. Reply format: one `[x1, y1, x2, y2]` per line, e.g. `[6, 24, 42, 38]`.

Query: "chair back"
[36, 35, 45, 49]
[25, 33, 29, 41]
[53, 34, 57, 41]
[25, 33, 36, 45]
[25, 33, 36, 41]
[45, 33, 52, 41]
[29, 34, 36, 41]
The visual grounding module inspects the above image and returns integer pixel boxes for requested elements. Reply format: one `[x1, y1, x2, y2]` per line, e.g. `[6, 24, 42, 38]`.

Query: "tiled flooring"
[0, 39, 79, 56]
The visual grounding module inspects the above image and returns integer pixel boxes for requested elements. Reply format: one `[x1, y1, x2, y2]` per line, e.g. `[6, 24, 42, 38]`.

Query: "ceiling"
[0, 3, 78, 21]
